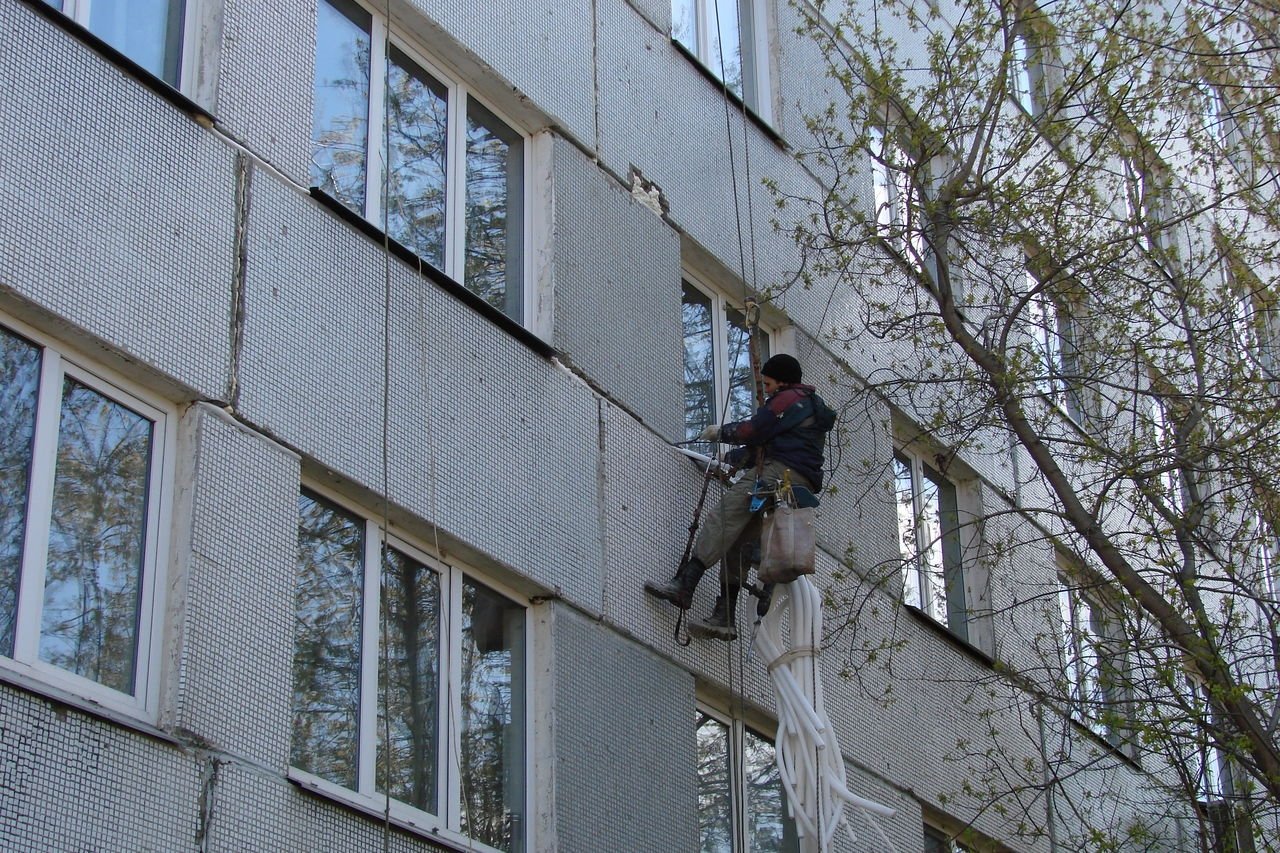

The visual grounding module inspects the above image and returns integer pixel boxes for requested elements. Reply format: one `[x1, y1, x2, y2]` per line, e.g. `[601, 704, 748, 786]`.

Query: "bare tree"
[774, 0, 1280, 847]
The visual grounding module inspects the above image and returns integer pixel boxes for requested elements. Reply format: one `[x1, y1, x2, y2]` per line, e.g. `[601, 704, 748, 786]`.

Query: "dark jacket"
[721, 384, 836, 488]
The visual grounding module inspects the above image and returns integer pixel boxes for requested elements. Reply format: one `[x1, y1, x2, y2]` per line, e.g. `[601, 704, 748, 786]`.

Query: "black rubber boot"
[688, 585, 740, 641]
[644, 558, 707, 610]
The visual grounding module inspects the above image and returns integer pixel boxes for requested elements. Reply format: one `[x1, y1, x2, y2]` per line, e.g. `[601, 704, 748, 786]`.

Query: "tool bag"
[757, 476, 818, 584]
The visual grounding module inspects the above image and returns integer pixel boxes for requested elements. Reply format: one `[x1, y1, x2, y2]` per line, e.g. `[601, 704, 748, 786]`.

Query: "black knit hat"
[761, 354, 802, 384]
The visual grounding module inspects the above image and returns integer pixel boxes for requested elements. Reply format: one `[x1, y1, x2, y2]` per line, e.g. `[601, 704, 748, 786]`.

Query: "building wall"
[0, 0, 1188, 850]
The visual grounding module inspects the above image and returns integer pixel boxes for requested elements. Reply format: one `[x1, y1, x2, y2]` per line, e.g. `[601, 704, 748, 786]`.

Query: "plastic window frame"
[893, 447, 967, 640]
[312, 0, 533, 325]
[289, 481, 532, 853]
[680, 273, 774, 451]
[1056, 564, 1128, 744]
[0, 312, 174, 723]
[45, 0, 194, 89]
[671, 0, 773, 124]
[695, 701, 796, 853]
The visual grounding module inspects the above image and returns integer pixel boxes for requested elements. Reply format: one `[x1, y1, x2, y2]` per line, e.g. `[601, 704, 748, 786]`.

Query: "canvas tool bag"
[758, 494, 817, 585]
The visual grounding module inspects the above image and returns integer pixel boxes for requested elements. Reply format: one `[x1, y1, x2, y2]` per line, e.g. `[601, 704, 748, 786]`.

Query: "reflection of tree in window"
[696, 712, 732, 853]
[726, 306, 767, 424]
[683, 285, 716, 444]
[461, 579, 525, 853]
[378, 547, 440, 812]
[466, 100, 523, 317]
[672, 0, 746, 101]
[894, 452, 965, 638]
[386, 49, 449, 268]
[0, 328, 41, 657]
[744, 728, 799, 852]
[1059, 577, 1125, 742]
[312, 0, 372, 214]
[39, 378, 153, 694]
[292, 492, 364, 789]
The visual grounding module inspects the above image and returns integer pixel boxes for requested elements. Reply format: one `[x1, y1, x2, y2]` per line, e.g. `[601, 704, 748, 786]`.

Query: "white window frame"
[0, 313, 174, 721]
[681, 274, 774, 445]
[870, 126, 925, 265]
[695, 702, 797, 853]
[894, 448, 968, 641]
[671, 0, 773, 122]
[1148, 391, 1185, 513]
[1058, 566, 1128, 744]
[1011, 32, 1044, 115]
[47, 0, 193, 88]
[313, 0, 533, 323]
[289, 483, 532, 853]
[1025, 269, 1081, 420]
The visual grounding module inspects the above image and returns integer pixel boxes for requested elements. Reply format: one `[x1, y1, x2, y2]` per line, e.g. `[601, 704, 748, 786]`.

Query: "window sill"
[670, 39, 787, 151]
[18, 0, 212, 124]
[0, 663, 177, 751]
[288, 768, 514, 853]
[1065, 712, 1143, 770]
[902, 603, 996, 668]
[308, 189, 555, 360]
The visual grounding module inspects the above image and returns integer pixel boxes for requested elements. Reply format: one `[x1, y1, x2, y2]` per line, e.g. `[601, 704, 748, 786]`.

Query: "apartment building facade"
[0, 0, 1243, 850]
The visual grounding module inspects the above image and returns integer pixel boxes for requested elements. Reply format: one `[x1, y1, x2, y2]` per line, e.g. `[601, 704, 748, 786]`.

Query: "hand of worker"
[698, 425, 721, 442]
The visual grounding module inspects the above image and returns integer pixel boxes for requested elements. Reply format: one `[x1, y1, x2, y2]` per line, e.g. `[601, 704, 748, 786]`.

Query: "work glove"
[698, 424, 721, 442]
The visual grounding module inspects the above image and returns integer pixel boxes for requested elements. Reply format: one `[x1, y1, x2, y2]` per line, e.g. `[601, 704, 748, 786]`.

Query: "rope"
[378, 3, 395, 847]
[374, 5, 478, 845]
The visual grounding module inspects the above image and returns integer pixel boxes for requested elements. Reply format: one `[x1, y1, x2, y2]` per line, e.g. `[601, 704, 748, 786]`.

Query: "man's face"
[762, 375, 781, 396]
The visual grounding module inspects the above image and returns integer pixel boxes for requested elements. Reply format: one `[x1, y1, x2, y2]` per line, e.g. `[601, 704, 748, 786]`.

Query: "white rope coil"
[754, 577, 899, 852]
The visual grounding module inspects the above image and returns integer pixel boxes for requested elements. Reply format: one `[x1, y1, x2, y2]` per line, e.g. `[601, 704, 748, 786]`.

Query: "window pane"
[928, 465, 966, 639]
[672, 0, 697, 51]
[744, 729, 798, 853]
[683, 284, 716, 446]
[917, 465, 948, 626]
[707, 0, 744, 99]
[696, 713, 732, 853]
[40, 378, 153, 694]
[88, 0, 184, 85]
[378, 546, 441, 812]
[0, 329, 42, 656]
[465, 99, 524, 320]
[893, 453, 921, 609]
[312, 0, 372, 214]
[292, 492, 364, 788]
[386, 49, 449, 269]
[725, 307, 767, 424]
[460, 578, 525, 853]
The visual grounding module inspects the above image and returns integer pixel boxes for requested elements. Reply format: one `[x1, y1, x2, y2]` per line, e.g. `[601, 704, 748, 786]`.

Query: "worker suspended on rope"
[646, 354, 836, 640]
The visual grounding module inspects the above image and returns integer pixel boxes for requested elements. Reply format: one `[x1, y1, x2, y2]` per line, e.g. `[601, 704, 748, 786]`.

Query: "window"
[696, 707, 798, 853]
[1225, 258, 1279, 377]
[1010, 32, 1045, 115]
[671, 0, 770, 119]
[1147, 389, 1185, 513]
[1058, 568, 1128, 744]
[312, 0, 527, 321]
[870, 127, 925, 264]
[893, 450, 968, 640]
[0, 318, 171, 717]
[292, 489, 528, 852]
[1122, 154, 1167, 253]
[1026, 269, 1081, 418]
[924, 824, 978, 853]
[42, 0, 186, 86]
[682, 279, 770, 453]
